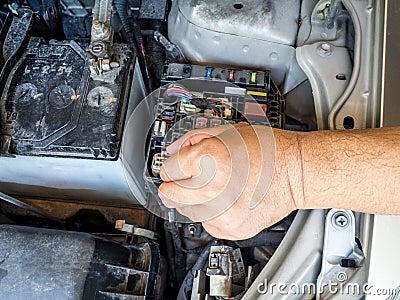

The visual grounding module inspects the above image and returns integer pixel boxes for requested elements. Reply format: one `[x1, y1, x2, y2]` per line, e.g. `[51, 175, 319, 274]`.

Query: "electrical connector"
[151, 150, 169, 177]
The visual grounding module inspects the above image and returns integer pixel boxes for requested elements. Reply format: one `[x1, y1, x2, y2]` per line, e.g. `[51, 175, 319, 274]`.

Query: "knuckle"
[197, 137, 219, 155]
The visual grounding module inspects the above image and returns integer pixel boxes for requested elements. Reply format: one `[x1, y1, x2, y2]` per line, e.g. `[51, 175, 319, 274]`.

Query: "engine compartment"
[0, 0, 367, 299]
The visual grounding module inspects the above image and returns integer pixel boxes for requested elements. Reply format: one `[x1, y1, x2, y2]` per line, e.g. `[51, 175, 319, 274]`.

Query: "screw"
[334, 213, 349, 228]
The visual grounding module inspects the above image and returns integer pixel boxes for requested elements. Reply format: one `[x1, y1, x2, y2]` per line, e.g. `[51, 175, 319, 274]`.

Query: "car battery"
[0, 38, 134, 160]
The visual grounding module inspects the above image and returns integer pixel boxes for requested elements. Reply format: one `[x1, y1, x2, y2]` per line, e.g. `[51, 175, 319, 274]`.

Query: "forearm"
[293, 127, 400, 214]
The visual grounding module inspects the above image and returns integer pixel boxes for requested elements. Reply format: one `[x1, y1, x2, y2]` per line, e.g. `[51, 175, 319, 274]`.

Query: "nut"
[91, 42, 105, 54]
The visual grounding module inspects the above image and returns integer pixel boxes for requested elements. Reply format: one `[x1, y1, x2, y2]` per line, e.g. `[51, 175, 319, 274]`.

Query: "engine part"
[115, 0, 154, 92]
[0, 191, 63, 224]
[139, 0, 167, 20]
[296, 42, 352, 130]
[0, 224, 165, 299]
[297, 0, 383, 130]
[143, 65, 284, 221]
[27, 0, 64, 38]
[244, 210, 326, 299]
[167, 0, 307, 93]
[324, 0, 342, 29]
[316, 209, 364, 299]
[160, 63, 285, 128]
[0, 9, 148, 204]
[115, 219, 156, 240]
[1, 8, 33, 67]
[206, 246, 246, 297]
[60, 0, 93, 41]
[153, 30, 184, 62]
[88, 0, 115, 75]
[60, 0, 93, 17]
[190, 246, 246, 300]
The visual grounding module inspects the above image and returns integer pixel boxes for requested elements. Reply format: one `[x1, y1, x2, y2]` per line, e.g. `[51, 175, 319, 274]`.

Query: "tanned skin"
[158, 125, 400, 240]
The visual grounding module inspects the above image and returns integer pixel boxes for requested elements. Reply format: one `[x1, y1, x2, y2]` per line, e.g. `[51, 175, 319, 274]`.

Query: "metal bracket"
[316, 209, 364, 299]
[206, 246, 246, 297]
[115, 220, 156, 240]
[88, 0, 120, 75]
[153, 31, 185, 62]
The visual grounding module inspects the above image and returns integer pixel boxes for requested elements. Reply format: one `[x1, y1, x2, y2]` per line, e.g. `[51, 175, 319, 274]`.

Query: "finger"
[166, 125, 233, 154]
[160, 144, 201, 182]
[158, 181, 209, 207]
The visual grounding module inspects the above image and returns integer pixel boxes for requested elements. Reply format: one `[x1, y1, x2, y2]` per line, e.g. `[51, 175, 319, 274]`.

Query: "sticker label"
[224, 86, 246, 95]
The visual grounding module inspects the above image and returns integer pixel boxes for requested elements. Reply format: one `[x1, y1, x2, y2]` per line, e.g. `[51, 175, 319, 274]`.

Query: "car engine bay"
[0, 0, 386, 299]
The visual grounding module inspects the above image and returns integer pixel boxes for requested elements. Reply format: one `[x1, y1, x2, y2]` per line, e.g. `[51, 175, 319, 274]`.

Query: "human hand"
[158, 124, 304, 240]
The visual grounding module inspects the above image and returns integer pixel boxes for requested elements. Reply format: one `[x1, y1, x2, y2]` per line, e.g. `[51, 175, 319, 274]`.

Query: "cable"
[114, 0, 154, 92]
[0, 191, 64, 225]
[166, 83, 193, 102]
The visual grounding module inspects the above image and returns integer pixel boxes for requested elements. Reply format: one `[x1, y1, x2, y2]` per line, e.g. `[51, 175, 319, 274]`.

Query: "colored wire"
[166, 84, 193, 102]
[206, 105, 223, 116]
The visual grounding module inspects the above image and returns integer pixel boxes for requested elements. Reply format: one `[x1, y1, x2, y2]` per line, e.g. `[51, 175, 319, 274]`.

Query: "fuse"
[162, 110, 174, 121]
[210, 118, 223, 127]
[250, 71, 257, 84]
[206, 67, 213, 78]
[195, 117, 208, 129]
[228, 70, 235, 81]
[184, 121, 192, 131]
[160, 121, 167, 136]
[151, 151, 169, 177]
[153, 120, 160, 135]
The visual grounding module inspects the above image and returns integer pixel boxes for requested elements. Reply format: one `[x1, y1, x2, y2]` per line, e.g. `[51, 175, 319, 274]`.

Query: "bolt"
[188, 223, 197, 235]
[319, 43, 332, 56]
[91, 42, 105, 54]
[334, 213, 349, 228]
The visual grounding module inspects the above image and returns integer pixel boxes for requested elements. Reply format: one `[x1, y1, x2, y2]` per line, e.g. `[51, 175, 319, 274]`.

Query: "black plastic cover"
[0, 225, 164, 299]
